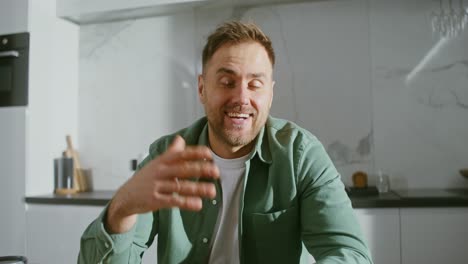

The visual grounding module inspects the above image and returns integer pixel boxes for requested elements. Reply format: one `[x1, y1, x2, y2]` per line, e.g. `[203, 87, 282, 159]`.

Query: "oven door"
[0, 33, 29, 107]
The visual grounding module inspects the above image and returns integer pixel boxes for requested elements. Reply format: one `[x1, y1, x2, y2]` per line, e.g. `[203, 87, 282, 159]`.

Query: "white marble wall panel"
[370, 0, 468, 189]
[79, 12, 198, 189]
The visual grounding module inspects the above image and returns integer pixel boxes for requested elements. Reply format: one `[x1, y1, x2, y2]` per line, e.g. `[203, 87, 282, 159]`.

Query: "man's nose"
[231, 81, 249, 105]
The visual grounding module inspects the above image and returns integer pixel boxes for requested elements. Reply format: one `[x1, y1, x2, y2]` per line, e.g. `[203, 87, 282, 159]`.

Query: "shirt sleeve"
[298, 139, 374, 264]
[77, 205, 157, 263]
[77, 155, 158, 264]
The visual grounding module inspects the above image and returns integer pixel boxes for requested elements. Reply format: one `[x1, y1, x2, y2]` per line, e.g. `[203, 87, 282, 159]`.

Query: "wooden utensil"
[65, 135, 85, 192]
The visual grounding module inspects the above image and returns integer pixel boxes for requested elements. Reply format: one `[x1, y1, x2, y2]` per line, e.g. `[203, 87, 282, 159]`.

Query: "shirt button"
[202, 237, 208, 244]
[211, 199, 217, 205]
[104, 242, 109, 248]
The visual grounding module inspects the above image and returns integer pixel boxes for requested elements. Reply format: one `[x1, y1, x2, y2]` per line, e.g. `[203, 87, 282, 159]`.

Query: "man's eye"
[220, 78, 235, 88]
[250, 80, 263, 88]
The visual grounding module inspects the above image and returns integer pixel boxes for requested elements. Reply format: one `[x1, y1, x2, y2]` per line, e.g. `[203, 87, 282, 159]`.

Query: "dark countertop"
[350, 189, 468, 208]
[25, 188, 468, 208]
[25, 190, 115, 206]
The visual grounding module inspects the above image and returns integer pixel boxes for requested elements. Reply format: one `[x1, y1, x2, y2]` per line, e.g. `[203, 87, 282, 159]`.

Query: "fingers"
[163, 135, 213, 164]
[157, 179, 216, 198]
[148, 178, 217, 212]
[167, 135, 186, 152]
[146, 136, 218, 181]
[161, 145, 213, 164]
[157, 193, 204, 211]
[137, 135, 220, 212]
[162, 160, 219, 180]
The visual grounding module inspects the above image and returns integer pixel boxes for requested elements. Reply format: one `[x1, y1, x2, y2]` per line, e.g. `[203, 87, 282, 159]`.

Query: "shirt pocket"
[243, 206, 302, 264]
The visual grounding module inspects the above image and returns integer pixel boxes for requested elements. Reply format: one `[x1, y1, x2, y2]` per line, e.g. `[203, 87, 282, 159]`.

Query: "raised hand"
[106, 136, 219, 233]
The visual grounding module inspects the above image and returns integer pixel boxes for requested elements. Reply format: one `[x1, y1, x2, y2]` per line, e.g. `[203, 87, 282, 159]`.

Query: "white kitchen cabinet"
[0, 109, 27, 257]
[354, 209, 401, 264]
[26, 204, 158, 264]
[0, 0, 29, 35]
[57, 0, 211, 24]
[26, 204, 104, 264]
[56, 0, 331, 25]
[400, 208, 468, 264]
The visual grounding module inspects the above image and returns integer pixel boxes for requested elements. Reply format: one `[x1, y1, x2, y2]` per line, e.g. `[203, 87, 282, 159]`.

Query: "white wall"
[26, 0, 80, 195]
[79, 12, 198, 189]
[370, 0, 468, 189]
[0, 0, 28, 35]
[78, 0, 468, 190]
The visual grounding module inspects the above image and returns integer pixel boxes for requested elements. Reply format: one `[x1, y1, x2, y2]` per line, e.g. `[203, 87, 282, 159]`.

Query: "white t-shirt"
[208, 151, 249, 264]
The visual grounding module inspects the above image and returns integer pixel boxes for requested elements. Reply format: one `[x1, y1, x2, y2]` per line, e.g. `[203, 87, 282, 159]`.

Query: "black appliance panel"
[0, 32, 29, 107]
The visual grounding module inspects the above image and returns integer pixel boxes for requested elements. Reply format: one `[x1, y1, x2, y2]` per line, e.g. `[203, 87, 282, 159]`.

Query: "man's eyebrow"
[216, 67, 266, 79]
[248, 72, 266, 78]
[216, 67, 237, 75]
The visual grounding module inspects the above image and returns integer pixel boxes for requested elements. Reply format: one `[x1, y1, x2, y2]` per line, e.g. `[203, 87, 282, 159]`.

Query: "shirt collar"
[250, 124, 272, 164]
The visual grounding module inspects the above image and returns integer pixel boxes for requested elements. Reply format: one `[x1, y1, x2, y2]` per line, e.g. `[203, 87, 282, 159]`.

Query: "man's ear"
[198, 74, 205, 104]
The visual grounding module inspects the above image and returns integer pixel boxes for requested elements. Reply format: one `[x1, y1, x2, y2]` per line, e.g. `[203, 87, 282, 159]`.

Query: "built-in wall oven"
[0, 32, 29, 107]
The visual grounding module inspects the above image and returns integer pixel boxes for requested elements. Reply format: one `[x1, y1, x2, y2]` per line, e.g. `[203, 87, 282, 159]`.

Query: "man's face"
[198, 41, 274, 157]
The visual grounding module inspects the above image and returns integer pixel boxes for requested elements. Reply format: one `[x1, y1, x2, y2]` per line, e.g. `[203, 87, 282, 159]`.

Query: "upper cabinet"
[56, 0, 318, 25]
[0, 0, 29, 35]
[56, 0, 212, 25]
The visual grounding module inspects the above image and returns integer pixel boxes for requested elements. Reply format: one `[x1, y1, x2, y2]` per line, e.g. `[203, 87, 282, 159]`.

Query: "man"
[79, 21, 373, 264]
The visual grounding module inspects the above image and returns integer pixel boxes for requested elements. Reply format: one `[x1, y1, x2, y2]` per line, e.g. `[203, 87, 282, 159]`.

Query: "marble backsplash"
[79, 0, 468, 190]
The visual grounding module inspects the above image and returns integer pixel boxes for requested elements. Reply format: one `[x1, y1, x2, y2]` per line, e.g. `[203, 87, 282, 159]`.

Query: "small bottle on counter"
[376, 170, 390, 193]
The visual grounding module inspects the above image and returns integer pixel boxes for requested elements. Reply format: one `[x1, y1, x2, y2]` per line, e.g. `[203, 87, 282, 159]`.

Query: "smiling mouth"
[226, 112, 253, 119]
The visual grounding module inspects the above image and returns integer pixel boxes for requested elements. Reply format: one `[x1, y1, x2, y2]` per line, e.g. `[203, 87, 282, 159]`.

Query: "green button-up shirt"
[78, 116, 373, 264]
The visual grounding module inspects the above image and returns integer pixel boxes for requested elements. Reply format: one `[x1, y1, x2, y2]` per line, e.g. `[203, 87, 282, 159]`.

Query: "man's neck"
[207, 130, 255, 159]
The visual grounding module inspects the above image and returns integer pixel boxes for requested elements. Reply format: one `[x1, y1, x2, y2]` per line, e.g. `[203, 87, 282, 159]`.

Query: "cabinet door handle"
[0, 50, 20, 58]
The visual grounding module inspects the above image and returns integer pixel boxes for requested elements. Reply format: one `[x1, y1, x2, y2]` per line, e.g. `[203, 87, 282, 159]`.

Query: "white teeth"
[227, 112, 249, 118]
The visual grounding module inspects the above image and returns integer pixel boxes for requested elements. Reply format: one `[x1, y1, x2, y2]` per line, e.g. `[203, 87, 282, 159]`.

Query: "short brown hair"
[202, 21, 275, 72]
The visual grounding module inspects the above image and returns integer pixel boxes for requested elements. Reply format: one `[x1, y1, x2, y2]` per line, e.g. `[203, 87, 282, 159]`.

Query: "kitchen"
[1, 0, 468, 263]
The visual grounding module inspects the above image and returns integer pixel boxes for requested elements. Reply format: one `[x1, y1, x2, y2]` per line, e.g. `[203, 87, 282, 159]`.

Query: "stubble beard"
[207, 109, 267, 148]
[209, 117, 256, 147]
